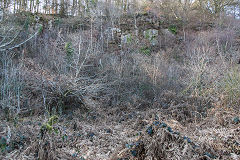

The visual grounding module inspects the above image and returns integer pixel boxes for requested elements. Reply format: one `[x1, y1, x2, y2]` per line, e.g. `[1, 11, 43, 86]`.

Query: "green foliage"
[168, 25, 177, 34]
[127, 35, 132, 43]
[145, 30, 151, 40]
[144, 29, 158, 42]
[91, 0, 97, 7]
[48, 115, 59, 126]
[62, 134, 68, 141]
[121, 34, 133, 44]
[65, 42, 74, 56]
[65, 42, 74, 62]
[40, 115, 59, 137]
[38, 25, 43, 33]
[140, 47, 151, 56]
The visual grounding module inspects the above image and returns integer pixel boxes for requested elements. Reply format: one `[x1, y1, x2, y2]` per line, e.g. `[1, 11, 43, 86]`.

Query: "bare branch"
[0, 24, 42, 52]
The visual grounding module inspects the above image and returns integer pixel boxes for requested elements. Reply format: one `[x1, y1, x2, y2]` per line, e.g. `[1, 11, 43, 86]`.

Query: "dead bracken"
[1, 0, 240, 160]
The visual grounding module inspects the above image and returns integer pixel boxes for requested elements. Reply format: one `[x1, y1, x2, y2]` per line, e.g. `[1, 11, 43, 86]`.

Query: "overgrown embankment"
[0, 9, 240, 160]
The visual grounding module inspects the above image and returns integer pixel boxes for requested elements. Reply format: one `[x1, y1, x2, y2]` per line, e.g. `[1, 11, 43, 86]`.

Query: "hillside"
[0, 0, 240, 160]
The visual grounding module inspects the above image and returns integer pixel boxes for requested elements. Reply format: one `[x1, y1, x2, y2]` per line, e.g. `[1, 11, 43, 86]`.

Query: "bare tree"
[197, 0, 239, 17]
[0, 8, 42, 52]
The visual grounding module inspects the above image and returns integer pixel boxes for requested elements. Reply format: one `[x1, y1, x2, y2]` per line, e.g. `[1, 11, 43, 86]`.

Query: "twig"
[0, 24, 42, 52]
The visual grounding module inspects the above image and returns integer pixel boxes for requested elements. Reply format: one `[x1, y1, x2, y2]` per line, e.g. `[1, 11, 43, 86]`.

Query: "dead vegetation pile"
[20, 58, 85, 114]
[112, 97, 240, 160]
[1, 92, 239, 160]
[113, 127, 206, 160]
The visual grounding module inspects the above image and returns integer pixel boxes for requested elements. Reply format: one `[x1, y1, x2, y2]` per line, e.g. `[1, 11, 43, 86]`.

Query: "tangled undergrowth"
[1, 3, 240, 160]
[0, 92, 239, 160]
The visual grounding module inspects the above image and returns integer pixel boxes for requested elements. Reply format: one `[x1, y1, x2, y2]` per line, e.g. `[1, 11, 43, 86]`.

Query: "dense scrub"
[1, 1, 240, 159]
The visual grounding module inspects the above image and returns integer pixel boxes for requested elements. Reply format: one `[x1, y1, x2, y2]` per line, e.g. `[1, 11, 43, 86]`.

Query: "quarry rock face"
[161, 29, 175, 38]
[105, 27, 122, 44]
[143, 29, 159, 45]
[119, 13, 160, 33]
[102, 13, 178, 48]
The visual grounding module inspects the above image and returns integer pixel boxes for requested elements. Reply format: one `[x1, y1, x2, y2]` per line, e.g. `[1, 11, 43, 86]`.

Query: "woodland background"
[0, 0, 240, 159]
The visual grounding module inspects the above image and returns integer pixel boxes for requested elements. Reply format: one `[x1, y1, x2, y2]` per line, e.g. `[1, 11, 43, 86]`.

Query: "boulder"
[143, 29, 159, 45]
